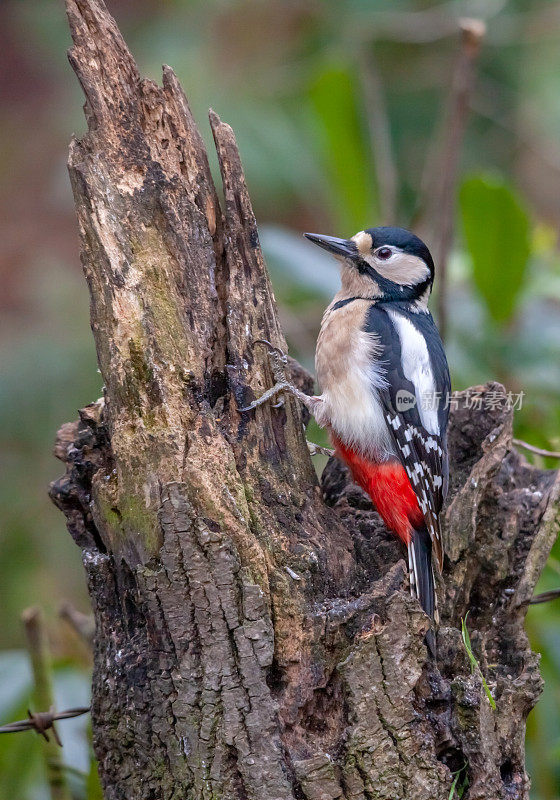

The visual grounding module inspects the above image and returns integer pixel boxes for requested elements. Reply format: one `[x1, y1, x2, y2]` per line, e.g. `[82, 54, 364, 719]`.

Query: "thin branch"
[359, 46, 398, 223]
[346, 2, 502, 45]
[344, 2, 560, 47]
[426, 18, 485, 341]
[529, 588, 560, 605]
[22, 608, 73, 800]
[513, 439, 560, 460]
[59, 601, 95, 646]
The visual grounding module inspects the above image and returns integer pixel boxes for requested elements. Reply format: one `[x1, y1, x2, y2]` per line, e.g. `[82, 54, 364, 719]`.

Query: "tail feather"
[408, 526, 437, 658]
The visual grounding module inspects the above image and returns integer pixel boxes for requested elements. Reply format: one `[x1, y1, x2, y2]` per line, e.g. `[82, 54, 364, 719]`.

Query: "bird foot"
[307, 441, 334, 457]
[238, 340, 320, 415]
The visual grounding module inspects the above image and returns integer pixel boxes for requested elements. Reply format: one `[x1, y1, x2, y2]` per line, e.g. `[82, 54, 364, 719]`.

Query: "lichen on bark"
[50, 2, 559, 798]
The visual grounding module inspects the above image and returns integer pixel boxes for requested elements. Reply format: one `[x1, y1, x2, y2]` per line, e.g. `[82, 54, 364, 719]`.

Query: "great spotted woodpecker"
[243, 227, 450, 655]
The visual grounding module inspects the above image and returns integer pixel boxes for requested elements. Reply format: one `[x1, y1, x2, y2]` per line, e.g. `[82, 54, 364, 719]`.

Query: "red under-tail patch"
[332, 435, 423, 545]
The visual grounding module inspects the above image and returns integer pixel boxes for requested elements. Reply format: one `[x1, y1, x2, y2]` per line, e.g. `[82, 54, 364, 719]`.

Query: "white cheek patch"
[359, 251, 429, 287]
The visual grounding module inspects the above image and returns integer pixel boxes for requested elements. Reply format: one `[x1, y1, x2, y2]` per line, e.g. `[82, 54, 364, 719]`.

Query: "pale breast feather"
[315, 298, 395, 459]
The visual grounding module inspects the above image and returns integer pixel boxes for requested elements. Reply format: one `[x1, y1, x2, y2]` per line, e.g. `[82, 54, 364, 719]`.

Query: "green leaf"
[448, 771, 460, 800]
[309, 63, 377, 231]
[459, 175, 531, 323]
[448, 764, 468, 799]
[87, 757, 104, 800]
[461, 614, 496, 710]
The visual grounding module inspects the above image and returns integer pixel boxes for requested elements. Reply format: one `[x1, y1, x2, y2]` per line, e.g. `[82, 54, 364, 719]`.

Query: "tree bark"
[51, 2, 560, 798]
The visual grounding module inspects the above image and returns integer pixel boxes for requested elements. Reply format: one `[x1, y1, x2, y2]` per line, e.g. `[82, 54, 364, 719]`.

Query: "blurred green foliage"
[309, 63, 377, 230]
[460, 175, 531, 323]
[1, 0, 560, 797]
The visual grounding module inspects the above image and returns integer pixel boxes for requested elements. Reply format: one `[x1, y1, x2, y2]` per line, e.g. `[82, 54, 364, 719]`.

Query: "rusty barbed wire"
[0, 706, 90, 744]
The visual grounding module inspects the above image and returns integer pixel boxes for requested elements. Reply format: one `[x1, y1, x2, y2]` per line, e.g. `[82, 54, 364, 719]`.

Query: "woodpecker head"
[304, 226, 434, 305]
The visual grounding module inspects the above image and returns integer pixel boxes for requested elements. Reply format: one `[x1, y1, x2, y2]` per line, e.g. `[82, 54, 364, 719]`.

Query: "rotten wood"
[50, 2, 559, 798]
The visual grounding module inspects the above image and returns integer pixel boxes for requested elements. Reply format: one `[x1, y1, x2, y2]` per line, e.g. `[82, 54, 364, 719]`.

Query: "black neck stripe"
[374, 276, 432, 304]
[331, 296, 369, 311]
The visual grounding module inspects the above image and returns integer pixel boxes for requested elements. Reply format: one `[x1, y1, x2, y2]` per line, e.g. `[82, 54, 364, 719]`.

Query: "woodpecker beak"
[304, 233, 357, 259]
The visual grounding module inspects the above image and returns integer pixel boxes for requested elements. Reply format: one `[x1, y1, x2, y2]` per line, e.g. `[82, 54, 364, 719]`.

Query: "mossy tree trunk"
[51, 2, 560, 799]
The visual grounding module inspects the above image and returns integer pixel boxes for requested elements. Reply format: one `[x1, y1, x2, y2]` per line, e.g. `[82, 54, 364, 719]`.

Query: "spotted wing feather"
[386, 412, 444, 570]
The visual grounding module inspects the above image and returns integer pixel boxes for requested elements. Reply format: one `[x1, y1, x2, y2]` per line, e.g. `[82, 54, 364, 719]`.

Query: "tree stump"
[50, 2, 560, 798]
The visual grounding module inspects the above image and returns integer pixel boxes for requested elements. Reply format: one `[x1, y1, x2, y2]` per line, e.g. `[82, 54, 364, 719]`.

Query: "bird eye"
[376, 247, 392, 260]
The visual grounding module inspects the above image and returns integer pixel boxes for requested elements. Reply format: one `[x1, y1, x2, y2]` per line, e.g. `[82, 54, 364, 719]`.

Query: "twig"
[461, 613, 496, 710]
[359, 46, 398, 223]
[513, 439, 560, 459]
[529, 589, 560, 605]
[22, 608, 73, 800]
[419, 19, 485, 341]
[59, 601, 95, 645]
[346, 2, 500, 45]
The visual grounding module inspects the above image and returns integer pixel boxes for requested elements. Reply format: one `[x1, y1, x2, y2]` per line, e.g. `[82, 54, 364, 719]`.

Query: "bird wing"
[364, 304, 451, 571]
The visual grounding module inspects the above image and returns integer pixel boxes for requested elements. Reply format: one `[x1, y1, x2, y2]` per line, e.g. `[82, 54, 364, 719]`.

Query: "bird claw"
[307, 441, 335, 457]
[252, 339, 286, 359]
[238, 380, 291, 412]
[252, 340, 289, 385]
[238, 339, 311, 413]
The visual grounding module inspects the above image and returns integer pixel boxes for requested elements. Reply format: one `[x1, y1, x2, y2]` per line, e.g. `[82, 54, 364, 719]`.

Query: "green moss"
[243, 483, 255, 504]
[97, 486, 160, 557]
[132, 225, 192, 365]
[119, 495, 161, 553]
[142, 408, 161, 430]
[122, 226, 197, 415]
[148, 271, 188, 357]
[128, 337, 154, 389]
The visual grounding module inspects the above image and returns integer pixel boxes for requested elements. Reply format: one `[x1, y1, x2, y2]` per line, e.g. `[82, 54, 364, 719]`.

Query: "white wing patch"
[386, 309, 439, 435]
